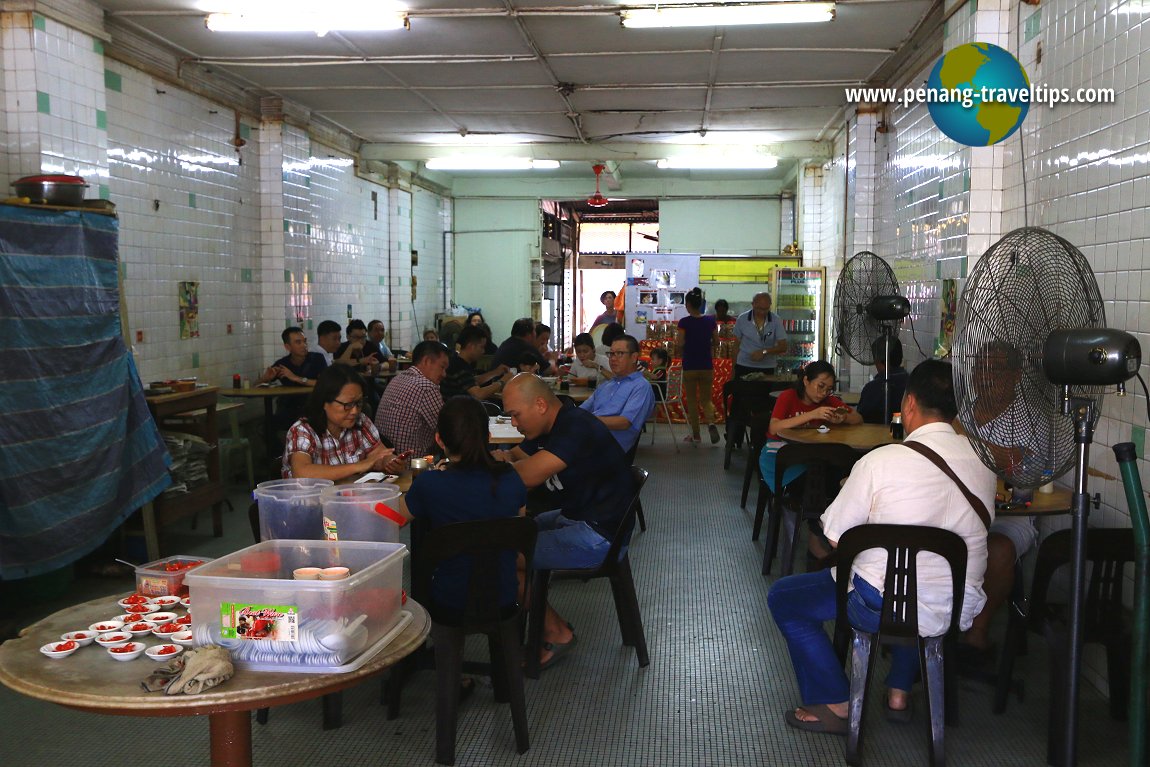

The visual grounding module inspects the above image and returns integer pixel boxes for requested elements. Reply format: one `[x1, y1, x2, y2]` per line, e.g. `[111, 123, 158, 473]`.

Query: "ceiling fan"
[587, 164, 609, 208]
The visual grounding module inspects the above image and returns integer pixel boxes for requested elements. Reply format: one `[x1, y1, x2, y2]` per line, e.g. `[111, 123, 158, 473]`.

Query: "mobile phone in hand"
[832, 407, 851, 416]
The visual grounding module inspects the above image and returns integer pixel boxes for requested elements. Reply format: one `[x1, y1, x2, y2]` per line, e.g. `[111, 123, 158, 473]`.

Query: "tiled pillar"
[389, 184, 414, 349]
[257, 121, 288, 344]
[799, 164, 826, 266]
[1, 12, 108, 188]
[851, 111, 881, 254]
[966, 0, 1012, 264]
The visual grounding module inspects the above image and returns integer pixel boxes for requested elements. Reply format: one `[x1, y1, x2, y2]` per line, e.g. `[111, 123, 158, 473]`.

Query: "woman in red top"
[761, 361, 861, 491]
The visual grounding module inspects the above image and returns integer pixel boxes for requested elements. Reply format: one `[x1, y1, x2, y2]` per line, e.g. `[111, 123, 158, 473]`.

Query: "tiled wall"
[1, 11, 451, 389]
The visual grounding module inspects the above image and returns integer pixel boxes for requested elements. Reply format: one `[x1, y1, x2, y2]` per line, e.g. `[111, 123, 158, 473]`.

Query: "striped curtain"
[0, 204, 170, 578]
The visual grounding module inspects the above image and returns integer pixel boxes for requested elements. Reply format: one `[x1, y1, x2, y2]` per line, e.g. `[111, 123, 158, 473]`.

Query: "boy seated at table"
[562, 332, 612, 385]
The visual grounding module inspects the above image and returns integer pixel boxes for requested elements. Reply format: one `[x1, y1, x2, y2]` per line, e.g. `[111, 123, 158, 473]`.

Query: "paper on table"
[354, 472, 399, 484]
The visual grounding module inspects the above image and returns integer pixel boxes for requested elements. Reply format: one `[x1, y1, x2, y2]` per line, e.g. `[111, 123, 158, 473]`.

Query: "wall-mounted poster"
[668, 291, 685, 305]
[639, 291, 657, 305]
[652, 269, 676, 289]
[937, 278, 957, 357]
[179, 281, 199, 339]
[633, 308, 650, 325]
[624, 253, 700, 337]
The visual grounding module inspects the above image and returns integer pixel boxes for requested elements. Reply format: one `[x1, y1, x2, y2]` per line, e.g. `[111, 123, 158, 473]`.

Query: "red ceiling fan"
[587, 164, 609, 207]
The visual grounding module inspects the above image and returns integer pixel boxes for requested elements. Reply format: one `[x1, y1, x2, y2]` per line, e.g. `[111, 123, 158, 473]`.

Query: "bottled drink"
[890, 412, 904, 440]
[232, 373, 241, 389]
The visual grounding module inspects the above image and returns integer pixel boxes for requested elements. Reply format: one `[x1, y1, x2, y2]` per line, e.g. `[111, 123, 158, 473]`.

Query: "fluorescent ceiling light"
[424, 158, 560, 171]
[205, 10, 406, 35]
[621, 3, 835, 28]
[658, 156, 779, 169]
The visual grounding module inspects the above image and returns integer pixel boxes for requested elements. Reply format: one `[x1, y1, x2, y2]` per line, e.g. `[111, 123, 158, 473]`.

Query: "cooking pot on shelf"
[11, 174, 88, 205]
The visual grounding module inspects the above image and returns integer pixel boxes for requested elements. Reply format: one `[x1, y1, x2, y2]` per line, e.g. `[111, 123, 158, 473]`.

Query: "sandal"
[885, 697, 912, 723]
[539, 633, 578, 672]
[783, 704, 849, 736]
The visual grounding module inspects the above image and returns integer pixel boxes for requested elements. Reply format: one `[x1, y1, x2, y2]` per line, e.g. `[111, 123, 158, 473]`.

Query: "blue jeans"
[533, 510, 612, 570]
[767, 569, 919, 705]
[760, 441, 806, 493]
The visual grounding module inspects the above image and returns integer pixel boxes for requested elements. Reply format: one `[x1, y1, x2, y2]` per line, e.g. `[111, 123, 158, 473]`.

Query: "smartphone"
[398, 449, 416, 460]
[832, 406, 851, 416]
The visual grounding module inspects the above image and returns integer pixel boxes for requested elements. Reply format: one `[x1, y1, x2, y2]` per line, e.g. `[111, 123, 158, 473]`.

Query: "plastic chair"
[648, 366, 680, 451]
[762, 443, 859, 577]
[993, 528, 1134, 728]
[742, 411, 772, 510]
[480, 399, 503, 416]
[525, 466, 650, 679]
[413, 517, 538, 766]
[623, 441, 648, 532]
[722, 377, 782, 470]
[834, 524, 968, 767]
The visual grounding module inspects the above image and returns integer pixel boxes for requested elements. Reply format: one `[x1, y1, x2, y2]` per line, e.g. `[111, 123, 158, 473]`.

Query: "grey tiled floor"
[0, 429, 1130, 766]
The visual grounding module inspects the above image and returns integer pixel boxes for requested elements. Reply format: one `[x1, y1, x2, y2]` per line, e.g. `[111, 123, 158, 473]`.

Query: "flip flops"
[885, 698, 913, 723]
[783, 704, 849, 735]
[539, 632, 578, 672]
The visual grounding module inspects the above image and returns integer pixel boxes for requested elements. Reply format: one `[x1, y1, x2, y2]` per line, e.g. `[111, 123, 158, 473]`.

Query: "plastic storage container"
[184, 539, 407, 673]
[320, 484, 403, 542]
[253, 478, 334, 540]
[135, 556, 213, 597]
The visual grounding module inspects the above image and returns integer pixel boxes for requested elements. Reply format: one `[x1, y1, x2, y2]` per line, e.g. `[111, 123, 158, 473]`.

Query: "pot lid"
[14, 174, 88, 185]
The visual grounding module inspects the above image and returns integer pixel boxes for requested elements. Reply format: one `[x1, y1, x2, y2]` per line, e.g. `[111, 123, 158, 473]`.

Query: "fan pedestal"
[1053, 396, 1098, 767]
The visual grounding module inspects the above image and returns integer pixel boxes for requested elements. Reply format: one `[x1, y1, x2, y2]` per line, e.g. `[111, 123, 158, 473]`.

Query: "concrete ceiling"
[97, 0, 938, 183]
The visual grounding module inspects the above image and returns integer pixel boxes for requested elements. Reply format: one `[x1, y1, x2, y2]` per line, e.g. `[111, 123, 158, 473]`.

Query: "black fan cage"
[953, 227, 1105, 489]
[833, 251, 900, 364]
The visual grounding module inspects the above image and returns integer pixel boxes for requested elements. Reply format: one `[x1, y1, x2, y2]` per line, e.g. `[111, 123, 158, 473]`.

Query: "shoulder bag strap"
[901, 441, 993, 530]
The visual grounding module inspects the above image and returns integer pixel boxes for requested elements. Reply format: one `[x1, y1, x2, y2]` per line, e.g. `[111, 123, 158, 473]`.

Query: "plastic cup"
[318, 567, 350, 580]
[253, 478, 334, 541]
[319, 484, 403, 542]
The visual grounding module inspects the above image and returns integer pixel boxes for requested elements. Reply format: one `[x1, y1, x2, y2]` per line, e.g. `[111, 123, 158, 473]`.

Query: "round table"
[0, 593, 430, 767]
[995, 480, 1073, 516]
[775, 424, 898, 451]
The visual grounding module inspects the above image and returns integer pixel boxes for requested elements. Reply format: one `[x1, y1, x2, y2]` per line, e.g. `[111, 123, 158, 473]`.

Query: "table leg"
[142, 500, 160, 562]
[263, 398, 275, 463]
[209, 709, 253, 767]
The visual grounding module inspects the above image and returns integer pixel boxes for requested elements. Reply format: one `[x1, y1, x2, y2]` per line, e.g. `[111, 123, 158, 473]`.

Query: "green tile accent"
[306, 270, 314, 282]
[239, 123, 251, 140]
[970, 0, 977, 15]
[241, 268, 252, 283]
[1025, 8, 1041, 42]
[188, 192, 196, 208]
[93, 40, 104, 55]
[938, 181, 945, 200]
[305, 223, 311, 236]
[378, 276, 387, 286]
[284, 269, 292, 282]
[942, 19, 948, 38]
[105, 69, 122, 92]
[398, 242, 406, 252]
[963, 169, 971, 192]
[1133, 426, 1145, 459]
[99, 184, 110, 200]
[33, 14, 46, 31]
[95, 109, 106, 130]
[306, 319, 313, 330]
[347, 223, 353, 231]
[191, 352, 200, 368]
[305, 176, 311, 188]
[283, 219, 290, 232]
[120, 262, 126, 278]
[36, 91, 50, 115]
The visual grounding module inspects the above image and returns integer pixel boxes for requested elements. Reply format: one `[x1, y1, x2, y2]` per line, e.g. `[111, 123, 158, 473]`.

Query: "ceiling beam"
[361, 141, 832, 162]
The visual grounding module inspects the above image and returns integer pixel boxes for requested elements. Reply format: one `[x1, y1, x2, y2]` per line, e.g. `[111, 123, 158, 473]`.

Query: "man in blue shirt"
[257, 326, 327, 428]
[733, 292, 788, 376]
[580, 334, 654, 453]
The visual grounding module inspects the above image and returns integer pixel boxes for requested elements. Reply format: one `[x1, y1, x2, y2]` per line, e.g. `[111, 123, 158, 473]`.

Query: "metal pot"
[12, 175, 88, 205]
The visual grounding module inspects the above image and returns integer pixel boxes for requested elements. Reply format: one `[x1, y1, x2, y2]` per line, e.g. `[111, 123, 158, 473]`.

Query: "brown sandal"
[783, 704, 849, 735]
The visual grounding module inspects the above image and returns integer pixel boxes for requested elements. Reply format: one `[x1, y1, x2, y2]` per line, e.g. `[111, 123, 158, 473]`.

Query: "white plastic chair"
[649, 364, 681, 452]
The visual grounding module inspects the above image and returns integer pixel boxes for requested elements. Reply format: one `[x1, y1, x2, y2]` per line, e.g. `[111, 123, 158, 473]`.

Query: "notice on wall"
[179, 281, 199, 339]
[938, 278, 957, 357]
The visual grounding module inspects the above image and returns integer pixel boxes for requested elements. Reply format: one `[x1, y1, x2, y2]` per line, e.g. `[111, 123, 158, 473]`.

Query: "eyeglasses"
[331, 398, 364, 412]
[606, 350, 637, 358]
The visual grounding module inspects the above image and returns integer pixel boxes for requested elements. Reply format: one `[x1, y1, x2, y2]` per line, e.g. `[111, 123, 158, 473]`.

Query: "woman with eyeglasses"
[282, 365, 405, 479]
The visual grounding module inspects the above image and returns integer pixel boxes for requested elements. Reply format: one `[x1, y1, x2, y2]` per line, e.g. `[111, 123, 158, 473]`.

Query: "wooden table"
[0, 593, 431, 767]
[144, 387, 225, 560]
[223, 385, 312, 462]
[775, 423, 898, 451]
[563, 385, 593, 403]
[995, 480, 1073, 516]
[489, 417, 524, 444]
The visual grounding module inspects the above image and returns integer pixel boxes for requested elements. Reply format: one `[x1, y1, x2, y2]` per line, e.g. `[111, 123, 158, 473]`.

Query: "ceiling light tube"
[658, 156, 779, 169]
[621, 3, 835, 28]
[425, 158, 560, 171]
[205, 12, 407, 35]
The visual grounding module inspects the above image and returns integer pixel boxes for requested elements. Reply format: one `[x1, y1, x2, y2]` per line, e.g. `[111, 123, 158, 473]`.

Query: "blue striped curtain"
[0, 205, 170, 578]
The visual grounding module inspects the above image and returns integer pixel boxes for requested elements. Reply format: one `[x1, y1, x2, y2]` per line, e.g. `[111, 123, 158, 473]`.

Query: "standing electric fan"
[833, 251, 911, 423]
[953, 226, 1141, 767]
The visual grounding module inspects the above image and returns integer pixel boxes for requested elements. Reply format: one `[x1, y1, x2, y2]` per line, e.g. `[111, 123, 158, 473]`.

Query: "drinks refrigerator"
[770, 266, 826, 373]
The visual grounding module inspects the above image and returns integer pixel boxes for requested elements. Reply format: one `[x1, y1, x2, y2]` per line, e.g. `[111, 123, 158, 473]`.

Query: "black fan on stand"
[953, 226, 1141, 767]
[833, 251, 911, 423]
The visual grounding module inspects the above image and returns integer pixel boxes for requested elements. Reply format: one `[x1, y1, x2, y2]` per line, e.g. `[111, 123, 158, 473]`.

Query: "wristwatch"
[300, 377, 309, 385]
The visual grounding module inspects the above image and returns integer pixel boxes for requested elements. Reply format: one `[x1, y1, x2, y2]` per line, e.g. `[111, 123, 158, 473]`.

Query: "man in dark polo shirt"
[441, 325, 511, 401]
[256, 326, 327, 429]
[496, 374, 635, 670]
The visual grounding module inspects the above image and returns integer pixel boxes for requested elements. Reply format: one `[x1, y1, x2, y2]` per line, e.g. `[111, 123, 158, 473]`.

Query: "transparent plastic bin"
[135, 555, 213, 597]
[253, 478, 334, 541]
[184, 539, 408, 673]
[320, 484, 403, 542]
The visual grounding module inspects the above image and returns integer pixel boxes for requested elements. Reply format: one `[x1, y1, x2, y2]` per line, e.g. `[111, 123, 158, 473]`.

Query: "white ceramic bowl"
[88, 620, 124, 633]
[121, 602, 158, 616]
[145, 644, 184, 662]
[174, 614, 193, 627]
[118, 595, 156, 610]
[95, 632, 133, 648]
[107, 642, 146, 661]
[152, 622, 183, 639]
[180, 596, 192, 608]
[60, 631, 97, 647]
[40, 641, 80, 659]
[170, 630, 195, 646]
[145, 611, 178, 625]
[150, 596, 182, 610]
[124, 620, 157, 636]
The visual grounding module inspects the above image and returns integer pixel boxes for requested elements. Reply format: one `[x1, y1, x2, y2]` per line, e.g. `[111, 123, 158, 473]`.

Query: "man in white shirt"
[767, 360, 995, 735]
